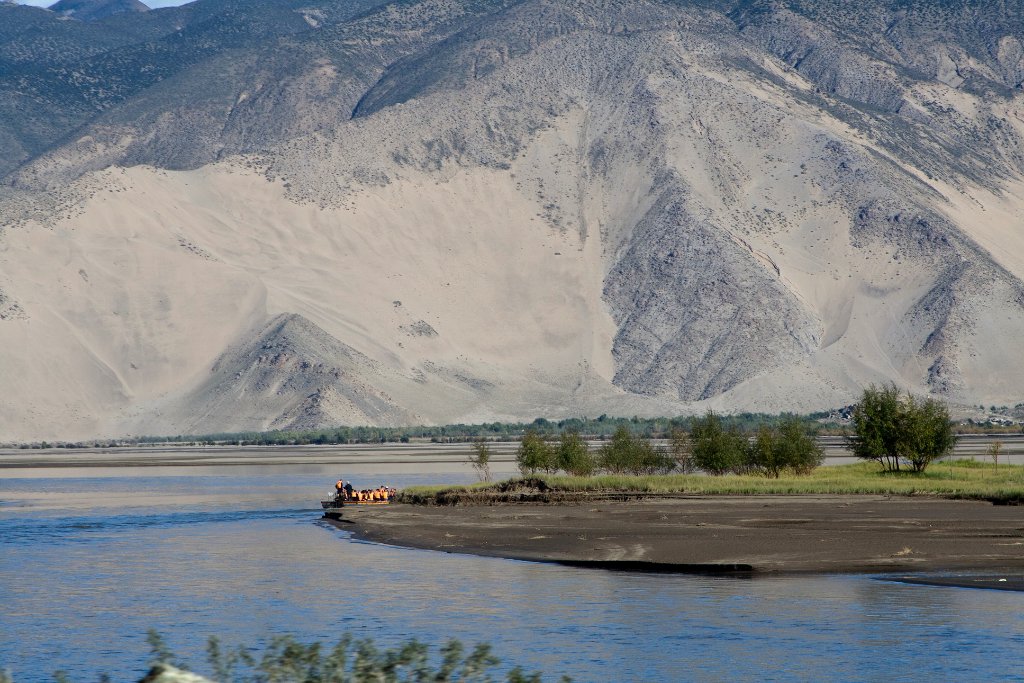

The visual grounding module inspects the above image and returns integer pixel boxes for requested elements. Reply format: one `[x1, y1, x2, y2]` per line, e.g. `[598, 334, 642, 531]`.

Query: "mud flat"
[341, 496, 1024, 582]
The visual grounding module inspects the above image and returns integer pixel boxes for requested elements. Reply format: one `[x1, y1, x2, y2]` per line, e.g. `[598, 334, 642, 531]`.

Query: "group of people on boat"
[334, 479, 396, 503]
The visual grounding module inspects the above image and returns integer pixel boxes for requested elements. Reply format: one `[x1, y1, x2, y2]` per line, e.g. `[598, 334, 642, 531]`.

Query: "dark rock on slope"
[161, 314, 421, 433]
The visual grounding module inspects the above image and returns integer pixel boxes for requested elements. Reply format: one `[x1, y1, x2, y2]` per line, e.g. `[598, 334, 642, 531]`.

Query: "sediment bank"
[339, 496, 1024, 580]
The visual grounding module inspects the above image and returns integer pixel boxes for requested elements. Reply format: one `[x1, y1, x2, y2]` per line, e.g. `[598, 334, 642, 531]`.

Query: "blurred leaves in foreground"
[1, 630, 570, 683]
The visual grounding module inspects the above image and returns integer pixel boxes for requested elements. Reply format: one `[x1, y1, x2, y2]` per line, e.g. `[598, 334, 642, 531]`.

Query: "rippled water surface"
[3, 464, 1024, 682]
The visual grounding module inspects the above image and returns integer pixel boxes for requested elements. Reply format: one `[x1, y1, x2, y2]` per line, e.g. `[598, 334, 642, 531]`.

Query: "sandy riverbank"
[339, 496, 1024, 583]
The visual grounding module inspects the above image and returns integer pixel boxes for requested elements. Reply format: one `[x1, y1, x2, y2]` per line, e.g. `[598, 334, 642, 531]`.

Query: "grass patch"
[398, 461, 1024, 505]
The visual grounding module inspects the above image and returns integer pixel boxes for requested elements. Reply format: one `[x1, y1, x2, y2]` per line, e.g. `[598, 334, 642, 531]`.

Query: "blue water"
[2, 464, 1024, 682]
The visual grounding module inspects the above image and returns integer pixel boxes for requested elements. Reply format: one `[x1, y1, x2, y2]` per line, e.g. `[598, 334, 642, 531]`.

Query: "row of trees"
[131, 412, 838, 448]
[494, 413, 825, 480]
[477, 384, 958, 480]
[513, 427, 676, 477]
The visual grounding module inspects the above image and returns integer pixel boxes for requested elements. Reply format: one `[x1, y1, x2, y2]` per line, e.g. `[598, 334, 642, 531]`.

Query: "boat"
[320, 487, 394, 520]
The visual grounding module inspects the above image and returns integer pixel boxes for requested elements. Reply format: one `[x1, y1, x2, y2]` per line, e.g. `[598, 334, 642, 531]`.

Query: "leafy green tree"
[746, 426, 781, 478]
[598, 425, 674, 475]
[516, 430, 553, 476]
[690, 411, 747, 475]
[667, 427, 693, 473]
[776, 416, 825, 474]
[745, 417, 824, 477]
[598, 425, 637, 473]
[847, 384, 904, 471]
[900, 394, 957, 473]
[848, 384, 957, 473]
[468, 439, 493, 481]
[557, 431, 595, 476]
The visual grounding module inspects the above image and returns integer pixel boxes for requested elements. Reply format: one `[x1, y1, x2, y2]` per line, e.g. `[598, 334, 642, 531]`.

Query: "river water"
[2, 463, 1024, 682]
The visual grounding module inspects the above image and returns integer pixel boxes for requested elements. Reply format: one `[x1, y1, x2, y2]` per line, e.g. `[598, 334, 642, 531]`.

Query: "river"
[2, 462, 1024, 681]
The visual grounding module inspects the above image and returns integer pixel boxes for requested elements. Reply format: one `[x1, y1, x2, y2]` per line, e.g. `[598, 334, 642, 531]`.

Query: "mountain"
[49, 0, 150, 22]
[1, 0, 1023, 440]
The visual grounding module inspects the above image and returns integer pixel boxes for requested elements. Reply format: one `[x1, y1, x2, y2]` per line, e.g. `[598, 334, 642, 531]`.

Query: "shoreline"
[0, 443, 519, 469]
[336, 495, 1024, 585]
[2, 433, 1022, 468]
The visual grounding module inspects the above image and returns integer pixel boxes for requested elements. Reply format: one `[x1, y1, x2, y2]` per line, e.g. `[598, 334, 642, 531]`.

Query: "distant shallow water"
[2, 464, 1024, 682]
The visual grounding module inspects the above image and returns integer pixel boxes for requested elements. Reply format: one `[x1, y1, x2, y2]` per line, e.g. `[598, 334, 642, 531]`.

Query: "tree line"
[124, 413, 834, 448]
[491, 413, 826, 479]
[468, 384, 959, 480]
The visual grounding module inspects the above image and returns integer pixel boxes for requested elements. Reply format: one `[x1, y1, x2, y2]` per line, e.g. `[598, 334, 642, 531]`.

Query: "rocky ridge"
[1, 0, 1023, 439]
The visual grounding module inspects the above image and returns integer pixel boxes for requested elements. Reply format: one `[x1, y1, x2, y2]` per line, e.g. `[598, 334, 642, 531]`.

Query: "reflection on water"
[2, 465, 1024, 682]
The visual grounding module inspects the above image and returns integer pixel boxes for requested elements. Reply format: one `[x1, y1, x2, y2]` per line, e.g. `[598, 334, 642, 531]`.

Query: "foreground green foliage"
[848, 384, 957, 473]
[0, 631, 570, 683]
[185, 630, 565, 683]
[400, 461, 1024, 505]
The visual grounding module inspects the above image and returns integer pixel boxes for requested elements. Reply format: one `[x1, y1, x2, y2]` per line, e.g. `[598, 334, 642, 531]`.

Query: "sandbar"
[339, 496, 1024, 582]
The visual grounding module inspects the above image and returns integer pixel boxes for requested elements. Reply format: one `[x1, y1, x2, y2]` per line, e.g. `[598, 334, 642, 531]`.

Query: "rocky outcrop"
[162, 314, 422, 433]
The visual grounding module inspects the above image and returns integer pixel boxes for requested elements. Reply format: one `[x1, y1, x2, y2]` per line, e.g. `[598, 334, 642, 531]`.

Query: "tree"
[598, 425, 674, 475]
[745, 417, 824, 478]
[775, 416, 825, 475]
[690, 411, 747, 475]
[746, 425, 781, 478]
[597, 426, 636, 474]
[468, 439, 492, 482]
[667, 427, 693, 473]
[847, 384, 904, 472]
[848, 384, 957, 473]
[557, 431, 595, 477]
[900, 394, 957, 473]
[989, 440, 1004, 469]
[516, 431, 553, 476]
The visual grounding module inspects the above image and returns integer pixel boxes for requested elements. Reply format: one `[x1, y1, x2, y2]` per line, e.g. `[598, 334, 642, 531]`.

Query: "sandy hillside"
[1, 0, 1023, 439]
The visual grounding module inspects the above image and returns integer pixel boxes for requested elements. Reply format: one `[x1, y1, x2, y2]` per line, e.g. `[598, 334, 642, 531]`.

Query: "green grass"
[399, 461, 1024, 504]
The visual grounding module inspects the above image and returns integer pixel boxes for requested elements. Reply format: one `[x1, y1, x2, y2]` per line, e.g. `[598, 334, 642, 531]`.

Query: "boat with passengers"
[321, 481, 396, 519]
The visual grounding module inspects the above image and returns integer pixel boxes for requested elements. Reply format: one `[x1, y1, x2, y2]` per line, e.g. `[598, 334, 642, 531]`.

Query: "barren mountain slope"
[1, 0, 1023, 439]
